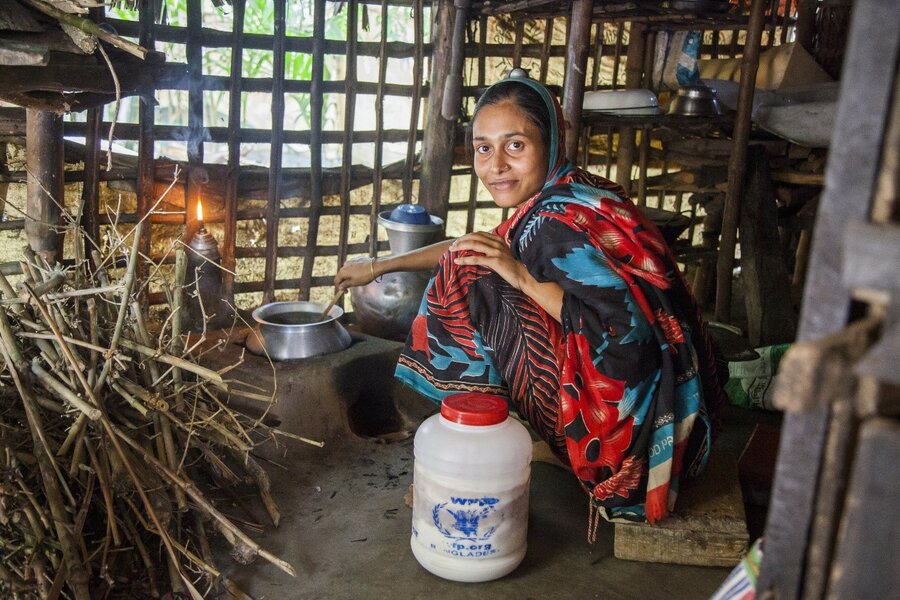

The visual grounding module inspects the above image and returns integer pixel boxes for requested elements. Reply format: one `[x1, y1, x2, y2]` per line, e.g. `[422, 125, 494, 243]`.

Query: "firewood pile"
[0, 221, 302, 599]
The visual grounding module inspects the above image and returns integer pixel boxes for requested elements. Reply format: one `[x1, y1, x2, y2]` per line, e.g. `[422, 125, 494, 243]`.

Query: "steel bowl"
[249, 301, 351, 360]
[668, 85, 722, 117]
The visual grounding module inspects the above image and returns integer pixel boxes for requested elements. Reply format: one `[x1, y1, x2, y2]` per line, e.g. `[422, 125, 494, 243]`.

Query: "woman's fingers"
[334, 257, 374, 289]
[451, 231, 507, 255]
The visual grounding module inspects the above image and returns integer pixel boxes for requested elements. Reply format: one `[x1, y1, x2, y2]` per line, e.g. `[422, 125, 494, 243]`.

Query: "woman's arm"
[450, 232, 564, 323]
[334, 239, 453, 290]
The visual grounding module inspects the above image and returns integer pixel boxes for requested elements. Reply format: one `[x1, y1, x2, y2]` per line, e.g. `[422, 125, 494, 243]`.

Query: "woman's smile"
[472, 100, 549, 209]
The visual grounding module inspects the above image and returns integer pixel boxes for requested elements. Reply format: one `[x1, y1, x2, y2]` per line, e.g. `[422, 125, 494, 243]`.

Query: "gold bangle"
[370, 256, 377, 280]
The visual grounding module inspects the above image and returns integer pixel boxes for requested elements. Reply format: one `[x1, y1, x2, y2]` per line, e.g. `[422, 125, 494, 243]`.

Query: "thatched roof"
[0, 0, 163, 113]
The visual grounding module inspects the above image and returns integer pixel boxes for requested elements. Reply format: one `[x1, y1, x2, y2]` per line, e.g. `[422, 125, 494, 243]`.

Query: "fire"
[197, 197, 204, 223]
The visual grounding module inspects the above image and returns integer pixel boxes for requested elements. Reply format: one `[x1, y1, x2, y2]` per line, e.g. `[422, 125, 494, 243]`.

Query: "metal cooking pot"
[248, 301, 352, 360]
[668, 85, 722, 117]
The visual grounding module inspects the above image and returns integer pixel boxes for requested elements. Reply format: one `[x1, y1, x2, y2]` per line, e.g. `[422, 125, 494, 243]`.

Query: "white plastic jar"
[410, 393, 532, 582]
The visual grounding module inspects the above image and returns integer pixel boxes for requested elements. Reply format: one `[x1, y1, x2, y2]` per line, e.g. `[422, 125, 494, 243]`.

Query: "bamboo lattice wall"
[0, 0, 799, 312]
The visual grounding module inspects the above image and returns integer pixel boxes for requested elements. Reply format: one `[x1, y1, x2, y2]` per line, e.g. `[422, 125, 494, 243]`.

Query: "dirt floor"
[197, 329, 774, 600]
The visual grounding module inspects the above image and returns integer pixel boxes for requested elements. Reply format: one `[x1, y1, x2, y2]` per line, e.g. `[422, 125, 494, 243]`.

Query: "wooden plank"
[770, 170, 825, 186]
[0, 0, 44, 32]
[614, 448, 748, 567]
[0, 39, 48, 66]
[802, 396, 858, 600]
[826, 418, 900, 599]
[842, 222, 900, 294]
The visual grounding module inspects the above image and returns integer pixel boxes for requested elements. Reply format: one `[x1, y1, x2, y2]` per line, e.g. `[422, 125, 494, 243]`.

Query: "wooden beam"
[0, 39, 48, 66]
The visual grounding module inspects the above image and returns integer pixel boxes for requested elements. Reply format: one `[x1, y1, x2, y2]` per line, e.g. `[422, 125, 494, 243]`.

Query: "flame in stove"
[197, 197, 204, 224]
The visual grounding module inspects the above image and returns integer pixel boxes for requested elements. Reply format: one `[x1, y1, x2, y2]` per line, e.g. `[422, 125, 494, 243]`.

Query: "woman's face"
[472, 99, 549, 209]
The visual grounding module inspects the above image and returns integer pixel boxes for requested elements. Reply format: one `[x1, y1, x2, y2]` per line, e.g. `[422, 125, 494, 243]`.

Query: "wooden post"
[223, 0, 246, 305]
[795, 0, 818, 54]
[613, 22, 646, 191]
[338, 0, 359, 271]
[403, 0, 424, 206]
[184, 0, 204, 245]
[739, 145, 797, 346]
[299, 0, 326, 300]
[264, 0, 287, 303]
[137, 0, 156, 295]
[25, 109, 63, 263]
[714, 0, 767, 323]
[80, 108, 101, 258]
[369, 0, 389, 257]
[562, 0, 594, 162]
[419, 0, 456, 221]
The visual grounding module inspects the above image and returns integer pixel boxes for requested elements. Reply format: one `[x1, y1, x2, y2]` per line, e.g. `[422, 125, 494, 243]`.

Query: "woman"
[335, 75, 725, 529]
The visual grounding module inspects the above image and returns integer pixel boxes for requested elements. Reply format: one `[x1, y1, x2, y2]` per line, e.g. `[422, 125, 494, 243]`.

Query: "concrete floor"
[202, 330, 762, 600]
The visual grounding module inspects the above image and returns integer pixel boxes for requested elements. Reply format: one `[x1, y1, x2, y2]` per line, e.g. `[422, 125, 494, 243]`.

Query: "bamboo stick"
[94, 221, 143, 392]
[0, 341, 90, 599]
[21, 0, 149, 59]
[113, 426, 296, 577]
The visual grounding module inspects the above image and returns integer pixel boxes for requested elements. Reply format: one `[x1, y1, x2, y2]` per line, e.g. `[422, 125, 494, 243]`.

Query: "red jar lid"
[440, 393, 509, 426]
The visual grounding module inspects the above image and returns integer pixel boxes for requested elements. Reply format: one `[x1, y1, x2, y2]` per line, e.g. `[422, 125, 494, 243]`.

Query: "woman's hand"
[452, 231, 564, 323]
[334, 256, 377, 290]
[451, 232, 530, 290]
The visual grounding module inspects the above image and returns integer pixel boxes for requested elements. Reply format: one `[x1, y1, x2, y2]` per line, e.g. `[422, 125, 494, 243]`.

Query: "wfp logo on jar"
[432, 496, 500, 541]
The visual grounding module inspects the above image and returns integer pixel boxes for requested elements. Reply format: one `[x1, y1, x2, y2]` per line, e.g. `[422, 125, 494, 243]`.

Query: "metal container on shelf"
[667, 84, 723, 116]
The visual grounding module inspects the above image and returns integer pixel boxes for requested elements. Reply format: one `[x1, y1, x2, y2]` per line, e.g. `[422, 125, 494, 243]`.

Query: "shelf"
[580, 110, 734, 130]
[474, 0, 749, 29]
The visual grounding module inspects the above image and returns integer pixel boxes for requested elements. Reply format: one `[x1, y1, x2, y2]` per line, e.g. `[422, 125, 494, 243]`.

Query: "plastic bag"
[724, 344, 790, 411]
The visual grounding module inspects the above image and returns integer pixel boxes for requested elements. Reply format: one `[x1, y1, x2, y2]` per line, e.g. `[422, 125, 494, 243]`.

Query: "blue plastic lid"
[388, 204, 431, 225]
